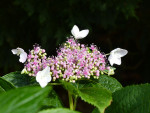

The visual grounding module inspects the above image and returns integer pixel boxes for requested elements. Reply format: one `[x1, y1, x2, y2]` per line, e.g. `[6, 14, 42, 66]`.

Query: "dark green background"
[0, 0, 150, 86]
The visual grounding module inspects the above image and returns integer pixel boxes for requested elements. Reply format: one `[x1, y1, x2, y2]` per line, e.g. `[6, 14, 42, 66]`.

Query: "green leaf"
[61, 80, 112, 113]
[61, 74, 122, 94]
[0, 86, 5, 93]
[105, 84, 150, 113]
[60, 76, 118, 113]
[0, 77, 15, 92]
[79, 87, 112, 113]
[38, 108, 80, 113]
[96, 74, 122, 93]
[2, 71, 37, 87]
[42, 89, 63, 108]
[92, 108, 100, 113]
[60, 80, 79, 95]
[0, 86, 51, 113]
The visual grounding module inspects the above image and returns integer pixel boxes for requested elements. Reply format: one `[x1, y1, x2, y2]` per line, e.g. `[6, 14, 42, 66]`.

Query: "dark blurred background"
[1, 0, 150, 112]
[0, 0, 150, 89]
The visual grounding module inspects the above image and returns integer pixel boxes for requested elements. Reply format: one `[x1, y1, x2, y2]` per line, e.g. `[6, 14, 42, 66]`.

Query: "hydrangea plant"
[12, 25, 127, 88]
[0, 25, 149, 113]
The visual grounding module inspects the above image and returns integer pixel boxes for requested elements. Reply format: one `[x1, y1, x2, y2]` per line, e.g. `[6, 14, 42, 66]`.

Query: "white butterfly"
[11, 47, 27, 63]
[71, 25, 89, 39]
[36, 66, 51, 88]
[108, 48, 128, 66]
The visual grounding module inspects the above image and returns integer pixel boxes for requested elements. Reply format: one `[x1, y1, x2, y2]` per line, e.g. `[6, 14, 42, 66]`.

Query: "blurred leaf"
[2, 71, 37, 87]
[105, 84, 150, 113]
[0, 86, 5, 93]
[92, 108, 99, 113]
[39, 108, 80, 113]
[0, 86, 51, 113]
[0, 77, 15, 92]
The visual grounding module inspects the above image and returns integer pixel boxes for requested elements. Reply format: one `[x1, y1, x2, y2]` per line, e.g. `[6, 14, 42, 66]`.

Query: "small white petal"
[39, 81, 49, 88]
[19, 52, 27, 63]
[12, 47, 27, 63]
[11, 49, 18, 55]
[108, 48, 128, 66]
[111, 48, 128, 58]
[17, 47, 25, 53]
[108, 54, 121, 66]
[113, 57, 121, 65]
[71, 25, 79, 38]
[71, 25, 89, 39]
[36, 66, 51, 88]
[76, 29, 89, 39]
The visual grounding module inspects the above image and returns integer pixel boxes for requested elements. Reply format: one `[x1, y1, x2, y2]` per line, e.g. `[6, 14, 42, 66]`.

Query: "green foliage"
[1, 70, 150, 113]
[61, 75, 119, 113]
[2, 71, 37, 87]
[105, 84, 150, 113]
[2, 72, 63, 109]
[61, 74, 122, 94]
[0, 86, 5, 93]
[79, 87, 112, 113]
[92, 108, 99, 113]
[96, 74, 122, 93]
[42, 89, 63, 108]
[0, 86, 51, 113]
[0, 77, 15, 92]
[39, 108, 80, 113]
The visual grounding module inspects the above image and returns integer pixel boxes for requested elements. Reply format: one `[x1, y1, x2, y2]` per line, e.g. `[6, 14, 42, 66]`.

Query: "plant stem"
[48, 83, 62, 85]
[68, 91, 74, 110]
[105, 53, 110, 56]
[73, 95, 78, 110]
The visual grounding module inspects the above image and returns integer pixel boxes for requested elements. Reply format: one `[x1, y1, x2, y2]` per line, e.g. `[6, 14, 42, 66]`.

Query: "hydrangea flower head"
[48, 38, 110, 82]
[22, 45, 49, 76]
[18, 25, 128, 87]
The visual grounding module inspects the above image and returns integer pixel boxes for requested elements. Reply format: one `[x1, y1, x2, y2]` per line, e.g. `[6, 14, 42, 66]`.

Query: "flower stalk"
[73, 95, 78, 110]
[68, 91, 74, 110]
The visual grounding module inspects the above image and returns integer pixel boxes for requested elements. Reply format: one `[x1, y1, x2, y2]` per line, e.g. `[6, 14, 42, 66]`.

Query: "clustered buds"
[51, 38, 110, 82]
[22, 45, 48, 76]
[22, 38, 111, 82]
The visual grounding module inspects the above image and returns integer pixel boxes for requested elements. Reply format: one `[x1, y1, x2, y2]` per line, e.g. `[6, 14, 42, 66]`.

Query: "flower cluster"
[12, 25, 128, 88]
[50, 38, 110, 82]
[22, 45, 48, 76]
[22, 38, 111, 83]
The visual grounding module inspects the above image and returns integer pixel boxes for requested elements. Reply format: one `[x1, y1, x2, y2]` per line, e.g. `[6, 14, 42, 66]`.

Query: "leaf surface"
[39, 108, 80, 113]
[2, 71, 37, 87]
[106, 84, 150, 113]
[0, 86, 51, 113]
[0, 77, 15, 92]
